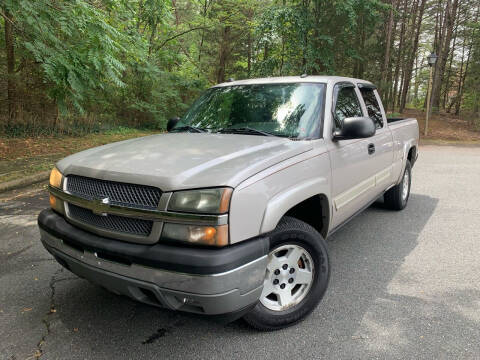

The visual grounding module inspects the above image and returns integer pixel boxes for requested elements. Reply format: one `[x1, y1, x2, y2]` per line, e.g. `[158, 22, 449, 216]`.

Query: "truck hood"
[57, 133, 313, 191]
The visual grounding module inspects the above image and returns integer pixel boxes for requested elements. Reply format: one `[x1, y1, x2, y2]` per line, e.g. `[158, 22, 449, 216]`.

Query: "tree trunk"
[380, 0, 398, 100]
[443, 22, 458, 110]
[397, 0, 417, 111]
[197, 0, 209, 77]
[391, 0, 408, 111]
[397, 68, 405, 110]
[451, 41, 465, 115]
[148, 22, 157, 55]
[431, 0, 459, 111]
[172, 0, 180, 27]
[399, 0, 426, 113]
[455, 40, 474, 115]
[247, 31, 252, 77]
[280, 35, 285, 75]
[385, 0, 401, 109]
[413, 55, 423, 105]
[216, 26, 231, 83]
[4, 9, 16, 125]
[246, 8, 253, 77]
[455, 3, 478, 115]
[301, 0, 310, 72]
[357, 16, 366, 78]
[424, 0, 444, 110]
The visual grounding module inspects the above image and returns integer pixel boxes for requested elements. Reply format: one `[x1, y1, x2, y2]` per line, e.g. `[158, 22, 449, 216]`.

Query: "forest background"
[1, 0, 479, 136]
[1, 0, 480, 184]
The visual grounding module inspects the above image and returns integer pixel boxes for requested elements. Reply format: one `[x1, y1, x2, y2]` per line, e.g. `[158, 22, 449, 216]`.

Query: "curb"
[0, 171, 50, 193]
[420, 139, 480, 147]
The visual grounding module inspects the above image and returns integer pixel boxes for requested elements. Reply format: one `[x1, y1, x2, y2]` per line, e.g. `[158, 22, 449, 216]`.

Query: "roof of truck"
[213, 75, 375, 88]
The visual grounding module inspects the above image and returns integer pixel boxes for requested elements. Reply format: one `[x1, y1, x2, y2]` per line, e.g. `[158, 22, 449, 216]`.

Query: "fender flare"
[397, 141, 417, 184]
[260, 177, 330, 235]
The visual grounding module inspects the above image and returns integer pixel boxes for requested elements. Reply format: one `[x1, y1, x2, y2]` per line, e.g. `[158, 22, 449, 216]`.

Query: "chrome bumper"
[41, 229, 267, 315]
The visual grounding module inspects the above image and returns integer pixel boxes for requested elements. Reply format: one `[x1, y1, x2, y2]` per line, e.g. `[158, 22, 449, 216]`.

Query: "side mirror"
[333, 116, 376, 141]
[167, 117, 180, 132]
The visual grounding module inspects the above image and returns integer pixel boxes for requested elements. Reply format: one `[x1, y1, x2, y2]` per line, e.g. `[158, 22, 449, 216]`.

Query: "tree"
[399, 0, 427, 113]
[1, 0, 480, 135]
[2, 7, 15, 125]
[431, 0, 459, 112]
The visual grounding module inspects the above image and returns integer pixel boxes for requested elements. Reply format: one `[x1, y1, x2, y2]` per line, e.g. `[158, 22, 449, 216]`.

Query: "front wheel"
[243, 217, 330, 331]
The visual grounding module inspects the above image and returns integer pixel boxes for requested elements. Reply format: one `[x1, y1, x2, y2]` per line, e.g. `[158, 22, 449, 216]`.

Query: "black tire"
[384, 160, 411, 210]
[243, 216, 330, 331]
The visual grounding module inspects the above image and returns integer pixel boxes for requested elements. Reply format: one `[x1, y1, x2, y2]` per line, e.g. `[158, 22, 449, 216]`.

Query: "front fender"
[229, 149, 331, 244]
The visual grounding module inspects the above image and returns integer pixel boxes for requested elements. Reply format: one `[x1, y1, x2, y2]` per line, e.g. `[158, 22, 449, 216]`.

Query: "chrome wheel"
[402, 168, 410, 201]
[260, 244, 314, 311]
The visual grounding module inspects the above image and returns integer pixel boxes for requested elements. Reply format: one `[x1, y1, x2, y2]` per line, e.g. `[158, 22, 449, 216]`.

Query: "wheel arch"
[260, 178, 331, 239]
[396, 142, 417, 185]
[407, 145, 417, 167]
[284, 194, 330, 239]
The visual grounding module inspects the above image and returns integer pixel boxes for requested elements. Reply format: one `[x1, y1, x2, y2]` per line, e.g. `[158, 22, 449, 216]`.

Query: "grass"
[386, 112, 402, 118]
[0, 128, 159, 183]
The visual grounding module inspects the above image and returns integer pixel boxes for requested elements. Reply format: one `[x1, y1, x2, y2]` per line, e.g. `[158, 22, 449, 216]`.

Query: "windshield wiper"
[171, 125, 206, 133]
[218, 127, 275, 137]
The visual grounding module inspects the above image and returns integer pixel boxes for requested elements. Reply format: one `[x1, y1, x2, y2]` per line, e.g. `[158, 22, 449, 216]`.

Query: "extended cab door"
[327, 82, 380, 229]
[357, 84, 395, 194]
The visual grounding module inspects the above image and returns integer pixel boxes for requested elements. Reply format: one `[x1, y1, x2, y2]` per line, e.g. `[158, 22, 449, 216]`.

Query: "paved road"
[1, 145, 480, 360]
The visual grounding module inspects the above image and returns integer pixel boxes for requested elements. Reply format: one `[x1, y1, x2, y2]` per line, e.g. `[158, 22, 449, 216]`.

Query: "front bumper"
[38, 209, 269, 316]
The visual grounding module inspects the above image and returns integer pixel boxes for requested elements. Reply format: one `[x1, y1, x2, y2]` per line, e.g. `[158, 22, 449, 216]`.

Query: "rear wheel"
[384, 160, 411, 210]
[243, 217, 330, 331]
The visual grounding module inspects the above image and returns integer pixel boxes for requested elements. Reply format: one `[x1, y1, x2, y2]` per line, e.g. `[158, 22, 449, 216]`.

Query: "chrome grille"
[66, 175, 161, 210]
[68, 204, 153, 236]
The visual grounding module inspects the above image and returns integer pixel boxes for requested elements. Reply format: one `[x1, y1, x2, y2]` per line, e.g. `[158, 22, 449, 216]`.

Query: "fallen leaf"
[73, 328, 79, 332]
[23, 308, 33, 312]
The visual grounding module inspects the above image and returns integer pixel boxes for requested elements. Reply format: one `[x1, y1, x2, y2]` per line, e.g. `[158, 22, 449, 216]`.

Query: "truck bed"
[387, 117, 417, 128]
[387, 117, 408, 124]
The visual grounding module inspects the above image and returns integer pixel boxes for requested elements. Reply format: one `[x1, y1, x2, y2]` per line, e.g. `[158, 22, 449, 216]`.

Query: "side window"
[333, 86, 363, 131]
[359, 88, 384, 129]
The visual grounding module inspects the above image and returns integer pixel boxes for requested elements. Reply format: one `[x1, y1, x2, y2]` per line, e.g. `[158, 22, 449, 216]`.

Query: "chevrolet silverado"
[39, 76, 419, 330]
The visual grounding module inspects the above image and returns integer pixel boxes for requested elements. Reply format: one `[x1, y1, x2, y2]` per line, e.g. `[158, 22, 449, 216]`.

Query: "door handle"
[368, 143, 375, 155]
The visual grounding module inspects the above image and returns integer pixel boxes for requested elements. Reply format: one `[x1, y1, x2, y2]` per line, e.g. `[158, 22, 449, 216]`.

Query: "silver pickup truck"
[39, 76, 419, 330]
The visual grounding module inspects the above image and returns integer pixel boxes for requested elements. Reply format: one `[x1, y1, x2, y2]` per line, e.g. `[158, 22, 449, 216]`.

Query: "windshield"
[175, 83, 326, 139]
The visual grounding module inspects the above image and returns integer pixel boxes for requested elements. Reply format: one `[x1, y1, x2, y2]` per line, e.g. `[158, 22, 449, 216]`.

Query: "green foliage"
[252, 0, 387, 78]
[462, 21, 480, 123]
[5, 0, 132, 112]
[1, 0, 479, 136]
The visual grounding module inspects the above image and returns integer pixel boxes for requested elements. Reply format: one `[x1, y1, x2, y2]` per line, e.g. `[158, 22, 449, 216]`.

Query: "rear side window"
[359, 88, 383, 129]
[333, 86, 363, 131]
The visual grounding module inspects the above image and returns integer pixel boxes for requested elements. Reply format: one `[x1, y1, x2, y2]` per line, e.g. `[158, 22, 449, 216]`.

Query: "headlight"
[168, 188, 232, 214]
[49, 167, 63, 188]
[49, 167, 64, 214]
[162, 223, 228, 247]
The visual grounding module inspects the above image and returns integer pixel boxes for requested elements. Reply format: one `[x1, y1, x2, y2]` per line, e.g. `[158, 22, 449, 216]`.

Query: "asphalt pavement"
[1, 145, 479, 359]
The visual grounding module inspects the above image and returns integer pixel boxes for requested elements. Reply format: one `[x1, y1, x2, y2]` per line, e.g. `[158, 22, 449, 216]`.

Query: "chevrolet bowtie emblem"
[92, 197, 110, 216]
